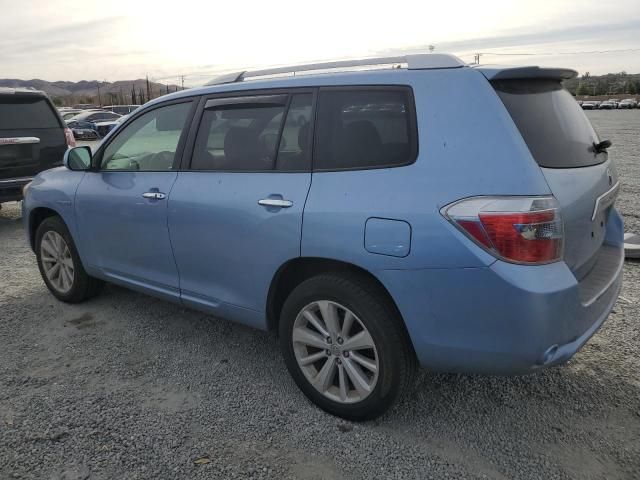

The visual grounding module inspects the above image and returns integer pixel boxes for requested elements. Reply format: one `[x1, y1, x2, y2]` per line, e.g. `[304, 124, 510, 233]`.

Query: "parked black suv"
[0, 88, 72, 204]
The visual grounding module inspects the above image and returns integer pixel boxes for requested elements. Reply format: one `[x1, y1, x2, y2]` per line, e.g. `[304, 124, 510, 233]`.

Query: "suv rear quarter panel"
[301, 68, 552, 271]
[301, 68, 560, 371]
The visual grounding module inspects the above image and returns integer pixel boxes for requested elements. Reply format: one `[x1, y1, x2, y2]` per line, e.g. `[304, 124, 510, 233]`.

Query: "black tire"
[279, 272, 416, 421]
[35, 216, 103, 303]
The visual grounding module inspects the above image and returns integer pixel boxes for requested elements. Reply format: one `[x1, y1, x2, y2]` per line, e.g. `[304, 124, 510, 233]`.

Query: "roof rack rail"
[205, 53, 465, 86]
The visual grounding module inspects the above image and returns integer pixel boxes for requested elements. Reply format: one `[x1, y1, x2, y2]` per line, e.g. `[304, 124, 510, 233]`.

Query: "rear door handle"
[258, 198, 293, 208]
[142, 191, 166, 200]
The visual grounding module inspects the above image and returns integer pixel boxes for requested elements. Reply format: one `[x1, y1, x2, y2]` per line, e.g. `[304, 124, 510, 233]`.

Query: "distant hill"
[0, 78, 181, 105]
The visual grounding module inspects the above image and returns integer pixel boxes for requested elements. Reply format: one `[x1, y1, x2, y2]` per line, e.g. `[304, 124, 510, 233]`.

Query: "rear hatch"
[484, 68, 620, 280]
[0, 92, 67, 181]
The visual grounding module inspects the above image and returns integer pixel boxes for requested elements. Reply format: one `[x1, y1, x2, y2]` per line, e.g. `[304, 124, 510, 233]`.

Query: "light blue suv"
[23, 54, 623, 420]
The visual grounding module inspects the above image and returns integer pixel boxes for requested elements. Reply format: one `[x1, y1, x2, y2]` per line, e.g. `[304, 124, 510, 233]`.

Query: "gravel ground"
[1, 112, 639, 480]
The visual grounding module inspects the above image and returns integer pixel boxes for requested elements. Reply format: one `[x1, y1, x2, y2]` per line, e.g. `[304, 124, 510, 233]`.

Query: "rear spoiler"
[474, 65, 578, 81]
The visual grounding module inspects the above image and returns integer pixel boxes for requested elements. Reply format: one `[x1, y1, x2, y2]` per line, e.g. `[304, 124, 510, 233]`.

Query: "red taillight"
[64, 128, 76, 148]
[443, 197, 563, 264]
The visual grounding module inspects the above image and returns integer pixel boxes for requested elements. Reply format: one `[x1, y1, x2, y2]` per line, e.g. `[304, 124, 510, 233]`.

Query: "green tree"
[576, 82, 588, 96]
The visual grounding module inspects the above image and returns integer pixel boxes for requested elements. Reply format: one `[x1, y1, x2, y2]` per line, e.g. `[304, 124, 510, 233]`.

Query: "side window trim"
[273, 94, 293, 169]
[93, 98, 197, 172]
[182, 87, 317, 173]
[312, 85, 419, 172]
[205, 94, 288, 109]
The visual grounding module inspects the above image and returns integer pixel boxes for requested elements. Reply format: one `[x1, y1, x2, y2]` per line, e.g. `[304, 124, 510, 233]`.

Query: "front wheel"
[280, 273, 416, 420]
[35, 216, 103, 303]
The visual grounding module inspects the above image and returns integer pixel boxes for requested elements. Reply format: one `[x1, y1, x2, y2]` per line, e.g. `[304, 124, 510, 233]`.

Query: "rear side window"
[492, 79, 602, 168]
[314, 88, 417, 170]
[191, 93, 314, 172]
[276, 93, 313, 171]
[0, 96, 60, 129]
[191, 102, 286, 171]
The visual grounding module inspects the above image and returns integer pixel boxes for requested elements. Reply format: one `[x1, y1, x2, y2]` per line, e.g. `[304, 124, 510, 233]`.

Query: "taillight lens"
[64, 128, 76, 148]
[442, 196, 563, 264]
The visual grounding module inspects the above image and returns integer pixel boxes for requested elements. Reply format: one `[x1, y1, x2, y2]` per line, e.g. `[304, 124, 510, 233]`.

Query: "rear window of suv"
[0, 96, 60, 130]
[492, 79, 603, 168]
[314, 88, 417, 170]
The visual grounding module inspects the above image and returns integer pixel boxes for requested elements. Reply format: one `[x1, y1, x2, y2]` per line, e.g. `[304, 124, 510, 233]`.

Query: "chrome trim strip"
[591, 182, 620, 221]
[0, 136, 40, 145]
[0, 176, 33, 184]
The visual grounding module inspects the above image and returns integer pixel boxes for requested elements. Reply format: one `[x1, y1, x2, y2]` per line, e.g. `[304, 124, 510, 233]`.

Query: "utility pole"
[181, 75, 185, 90]
[97, 82, 102, 106]
[146, 75, 151, 101]
[474, 53, 482, 65]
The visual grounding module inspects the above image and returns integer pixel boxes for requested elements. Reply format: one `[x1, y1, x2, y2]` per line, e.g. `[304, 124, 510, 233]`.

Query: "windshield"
[492, 79, 604, 168]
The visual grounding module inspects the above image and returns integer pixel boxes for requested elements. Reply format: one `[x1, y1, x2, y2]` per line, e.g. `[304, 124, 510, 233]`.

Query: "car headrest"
[224, 127, 258, 163]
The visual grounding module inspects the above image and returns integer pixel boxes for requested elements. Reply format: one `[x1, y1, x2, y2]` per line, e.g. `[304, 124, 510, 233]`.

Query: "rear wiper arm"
[592, 139, 612, 153]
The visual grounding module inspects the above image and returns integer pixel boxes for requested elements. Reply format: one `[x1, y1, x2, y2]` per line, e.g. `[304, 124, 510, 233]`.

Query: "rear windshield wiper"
[592, 139, 612, 154]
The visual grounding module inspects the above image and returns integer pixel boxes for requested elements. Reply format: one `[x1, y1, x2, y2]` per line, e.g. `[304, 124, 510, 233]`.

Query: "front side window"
[314, 88, 416, 170]
[100, 102, 191, 171]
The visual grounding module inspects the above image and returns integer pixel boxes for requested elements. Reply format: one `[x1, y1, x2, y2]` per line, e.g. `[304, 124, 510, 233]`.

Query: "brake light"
[442, 196, 563, 264]
[64, 128, 76, 148]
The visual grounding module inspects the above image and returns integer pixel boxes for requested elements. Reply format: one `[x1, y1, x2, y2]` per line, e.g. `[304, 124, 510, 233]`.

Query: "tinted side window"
[276, 93, 313, 171]
[0, 97, 60, 129]
[314, 88, 416, 170]
[191, 102, 287, 171]
[101, 102, 191, 171]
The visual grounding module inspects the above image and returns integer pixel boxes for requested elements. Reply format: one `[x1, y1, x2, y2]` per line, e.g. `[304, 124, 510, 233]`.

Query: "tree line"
[564, 72, 640, 96]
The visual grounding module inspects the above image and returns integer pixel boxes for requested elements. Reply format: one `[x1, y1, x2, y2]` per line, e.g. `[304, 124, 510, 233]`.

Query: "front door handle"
[142, 191, 166, 200]
[258, 198, 293, 208]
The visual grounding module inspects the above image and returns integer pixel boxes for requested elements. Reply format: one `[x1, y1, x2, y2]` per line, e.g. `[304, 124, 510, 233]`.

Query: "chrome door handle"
[142, 192, 166, 200]
[258, 198, 293, 208]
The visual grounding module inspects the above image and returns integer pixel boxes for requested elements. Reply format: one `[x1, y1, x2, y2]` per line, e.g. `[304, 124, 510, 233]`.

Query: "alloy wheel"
[292, 300, 379, 404]
[40, 231, 75, 294]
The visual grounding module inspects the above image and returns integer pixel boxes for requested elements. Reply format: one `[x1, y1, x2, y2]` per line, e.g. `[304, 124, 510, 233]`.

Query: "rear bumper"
[378, 211, 624, 375]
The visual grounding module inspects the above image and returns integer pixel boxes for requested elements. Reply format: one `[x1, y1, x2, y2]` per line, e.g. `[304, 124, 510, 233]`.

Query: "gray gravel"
[1, 112, 640, 479]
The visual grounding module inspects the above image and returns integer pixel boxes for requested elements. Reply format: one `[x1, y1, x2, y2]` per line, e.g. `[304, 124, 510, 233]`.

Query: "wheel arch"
[28, 207, 61, 251]
[266, 257, 415, 353]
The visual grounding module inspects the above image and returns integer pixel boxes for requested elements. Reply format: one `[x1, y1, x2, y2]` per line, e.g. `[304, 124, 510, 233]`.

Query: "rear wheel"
[35, 216, 103, 303]
[280, 273, 415, 420]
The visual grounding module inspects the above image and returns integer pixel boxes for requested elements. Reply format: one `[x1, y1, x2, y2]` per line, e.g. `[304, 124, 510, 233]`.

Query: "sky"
[1, 0, 639, 85]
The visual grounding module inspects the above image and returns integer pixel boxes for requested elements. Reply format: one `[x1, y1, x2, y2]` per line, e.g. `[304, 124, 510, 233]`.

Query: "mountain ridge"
[0, 78, 180, 101]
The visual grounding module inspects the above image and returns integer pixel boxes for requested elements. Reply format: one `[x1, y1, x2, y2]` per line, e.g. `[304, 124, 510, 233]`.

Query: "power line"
[471, 47, 640, 57]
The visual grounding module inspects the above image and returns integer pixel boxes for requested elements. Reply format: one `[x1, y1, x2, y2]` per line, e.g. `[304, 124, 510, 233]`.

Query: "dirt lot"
[1, 111, 639, 479]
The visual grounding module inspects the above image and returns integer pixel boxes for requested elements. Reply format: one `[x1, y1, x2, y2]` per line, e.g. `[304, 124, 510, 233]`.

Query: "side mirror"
[63, 146, 92, 171]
